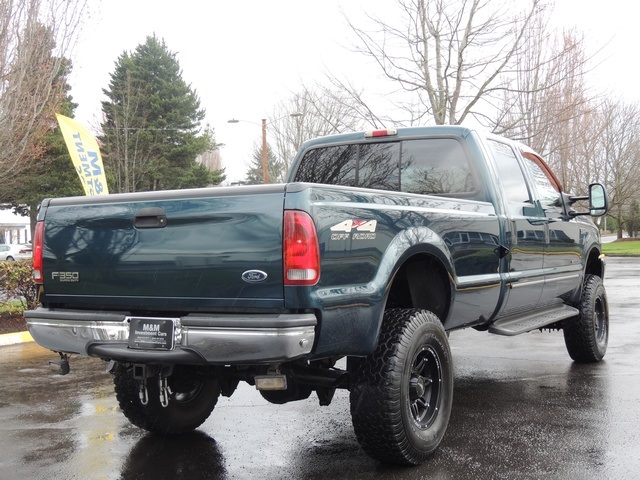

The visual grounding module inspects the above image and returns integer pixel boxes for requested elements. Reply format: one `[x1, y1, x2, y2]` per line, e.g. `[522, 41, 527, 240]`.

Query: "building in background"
[0, 209, 30, 244]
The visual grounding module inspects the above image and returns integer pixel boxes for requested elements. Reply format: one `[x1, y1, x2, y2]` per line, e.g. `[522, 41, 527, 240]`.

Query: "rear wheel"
[350, 309, 453, 465]
[113, 363, 220, 434]
[563, 274, 609, 362]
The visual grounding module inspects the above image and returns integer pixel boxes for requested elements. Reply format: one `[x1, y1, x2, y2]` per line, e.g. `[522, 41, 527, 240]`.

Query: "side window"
[521, 157, 561, 209]
[488, 140, 537, 215]
[400, 139, 475, 196]
[294, 144, 357, 186]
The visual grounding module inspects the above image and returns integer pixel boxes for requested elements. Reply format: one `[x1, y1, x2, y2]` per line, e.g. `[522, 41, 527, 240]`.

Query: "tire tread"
[563, 275, 608, 363]
[350, 309, 452, 465]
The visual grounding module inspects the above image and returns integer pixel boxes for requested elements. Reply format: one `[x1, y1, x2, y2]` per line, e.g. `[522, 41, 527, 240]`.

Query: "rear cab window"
[293, 137, 485, 200]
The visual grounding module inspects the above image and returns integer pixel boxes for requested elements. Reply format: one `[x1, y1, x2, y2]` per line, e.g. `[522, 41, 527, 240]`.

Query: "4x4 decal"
[330, 219, 377, 240]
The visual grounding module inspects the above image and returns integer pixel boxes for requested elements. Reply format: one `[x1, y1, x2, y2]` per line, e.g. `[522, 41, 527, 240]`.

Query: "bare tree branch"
[338, 0, 550, 126]
[0, 0, 87, 192]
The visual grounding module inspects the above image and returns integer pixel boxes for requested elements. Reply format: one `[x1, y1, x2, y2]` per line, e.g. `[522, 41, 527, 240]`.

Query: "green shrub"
[0, 259, 38, 312]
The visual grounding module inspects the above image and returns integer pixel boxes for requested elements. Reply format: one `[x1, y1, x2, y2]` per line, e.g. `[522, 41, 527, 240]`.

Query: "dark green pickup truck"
[26, 125, 609, 465]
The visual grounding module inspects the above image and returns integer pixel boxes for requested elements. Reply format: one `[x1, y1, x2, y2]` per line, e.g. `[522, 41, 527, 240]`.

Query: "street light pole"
[228, 113, 302, 185]
[261, 118, 268, 184]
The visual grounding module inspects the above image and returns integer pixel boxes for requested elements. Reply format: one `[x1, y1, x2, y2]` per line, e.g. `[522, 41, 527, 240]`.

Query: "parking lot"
[0, 257, 638, 479]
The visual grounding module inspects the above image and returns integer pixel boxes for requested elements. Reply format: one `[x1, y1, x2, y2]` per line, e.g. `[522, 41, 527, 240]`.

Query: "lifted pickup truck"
[26, 126, 609, 465]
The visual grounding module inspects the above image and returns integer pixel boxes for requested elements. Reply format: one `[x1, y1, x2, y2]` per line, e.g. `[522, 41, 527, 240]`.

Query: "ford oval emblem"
[242, 270, 268, 283]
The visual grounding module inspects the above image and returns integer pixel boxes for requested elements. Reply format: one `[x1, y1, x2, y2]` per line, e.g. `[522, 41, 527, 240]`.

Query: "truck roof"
[298, 125, 476, 150]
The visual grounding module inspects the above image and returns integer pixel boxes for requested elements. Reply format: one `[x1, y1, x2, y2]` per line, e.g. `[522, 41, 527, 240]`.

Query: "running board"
[488, 304, 579, 336]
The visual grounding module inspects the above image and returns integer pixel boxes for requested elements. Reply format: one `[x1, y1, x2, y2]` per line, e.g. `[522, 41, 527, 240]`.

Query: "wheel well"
[385, 254, 450, 322]
[585, 248, 604, 278]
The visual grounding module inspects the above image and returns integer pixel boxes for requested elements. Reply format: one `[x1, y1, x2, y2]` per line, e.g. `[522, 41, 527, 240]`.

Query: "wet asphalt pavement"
[0, 257, 638, 479]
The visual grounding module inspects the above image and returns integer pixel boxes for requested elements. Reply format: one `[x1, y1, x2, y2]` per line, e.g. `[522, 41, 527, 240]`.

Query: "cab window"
[488, 139, 540, 216]
[295, 137, 482, 200]
[293, 144, 357, 187]
[400, 139, 474, 196]
[521, 156, 561, 209]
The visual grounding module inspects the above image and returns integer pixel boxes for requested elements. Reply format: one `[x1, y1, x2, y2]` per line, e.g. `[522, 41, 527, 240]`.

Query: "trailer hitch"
[49, 352, 70, 375]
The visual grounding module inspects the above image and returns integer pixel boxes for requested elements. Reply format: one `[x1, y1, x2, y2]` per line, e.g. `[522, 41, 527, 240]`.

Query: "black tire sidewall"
[564, 275, 609, 362]
[400, 318, 453, 453]
[350, 308, 453, 465]
[585, 275, 609, 358]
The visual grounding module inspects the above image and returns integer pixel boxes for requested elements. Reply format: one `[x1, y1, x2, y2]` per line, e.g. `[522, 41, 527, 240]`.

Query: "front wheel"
[350, 309, 453, 465]
[563, 274, 609, 363]
[113, 363, 220, 434]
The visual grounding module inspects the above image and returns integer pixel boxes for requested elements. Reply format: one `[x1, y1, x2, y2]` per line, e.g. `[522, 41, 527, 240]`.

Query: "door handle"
[134, 207, 167, 228]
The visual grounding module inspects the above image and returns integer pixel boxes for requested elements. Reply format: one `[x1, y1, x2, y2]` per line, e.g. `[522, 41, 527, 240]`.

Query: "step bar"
[488, 304, 579, 336]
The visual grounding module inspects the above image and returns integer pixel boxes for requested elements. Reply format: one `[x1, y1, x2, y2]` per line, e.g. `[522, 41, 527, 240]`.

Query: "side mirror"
[568, 183, 608, 217]
[589, 183, 607, 217]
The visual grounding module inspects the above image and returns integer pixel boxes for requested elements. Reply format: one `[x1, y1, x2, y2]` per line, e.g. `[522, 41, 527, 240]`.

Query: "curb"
[0, 331, 33, 347]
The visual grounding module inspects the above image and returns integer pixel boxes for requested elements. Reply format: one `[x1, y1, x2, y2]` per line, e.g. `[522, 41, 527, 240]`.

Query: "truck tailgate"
[40, 186, 286, 311]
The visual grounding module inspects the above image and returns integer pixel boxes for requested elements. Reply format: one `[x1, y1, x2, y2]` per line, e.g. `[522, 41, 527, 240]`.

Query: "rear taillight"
[283, 210, 320, 286]
[33, 221, 44, 282]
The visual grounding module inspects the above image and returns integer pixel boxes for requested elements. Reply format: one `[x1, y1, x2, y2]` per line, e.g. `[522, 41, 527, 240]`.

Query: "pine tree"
[244, 142, 285, 185]
[100, 35, 224, 193]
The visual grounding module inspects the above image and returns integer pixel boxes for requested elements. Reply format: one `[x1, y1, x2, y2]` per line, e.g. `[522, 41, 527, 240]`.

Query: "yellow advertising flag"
[55, 114, 109, 196]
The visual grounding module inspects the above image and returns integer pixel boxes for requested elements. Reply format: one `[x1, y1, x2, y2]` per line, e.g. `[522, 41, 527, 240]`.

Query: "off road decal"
[330, 220, 377, 240]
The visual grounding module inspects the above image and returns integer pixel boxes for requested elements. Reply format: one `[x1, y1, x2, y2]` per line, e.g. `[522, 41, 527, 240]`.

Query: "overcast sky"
[69, 0, 640, 183]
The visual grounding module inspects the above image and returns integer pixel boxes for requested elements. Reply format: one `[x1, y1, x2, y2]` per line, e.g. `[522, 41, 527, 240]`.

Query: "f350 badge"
[330, 220, 377, 240]
[51, 271, 80, 282]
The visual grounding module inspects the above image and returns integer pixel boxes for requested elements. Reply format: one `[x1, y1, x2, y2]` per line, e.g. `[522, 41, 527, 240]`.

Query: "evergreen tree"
[100, 35, 224, 193]
[244, 142, 285, 185]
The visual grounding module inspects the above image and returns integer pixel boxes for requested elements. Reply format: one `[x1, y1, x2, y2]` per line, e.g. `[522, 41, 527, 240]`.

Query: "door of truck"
[519, 152, 584, 302]
[487, 139, 546, 317]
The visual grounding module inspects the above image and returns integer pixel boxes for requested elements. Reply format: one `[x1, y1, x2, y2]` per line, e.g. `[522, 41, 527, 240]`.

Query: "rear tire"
[113, 363, 220, 434]
[349, 309, 453, 465]
[563, 274, 609, 363]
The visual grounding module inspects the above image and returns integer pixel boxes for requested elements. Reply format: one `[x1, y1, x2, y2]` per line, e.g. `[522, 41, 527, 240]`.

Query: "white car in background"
[0, 243, 32, 261]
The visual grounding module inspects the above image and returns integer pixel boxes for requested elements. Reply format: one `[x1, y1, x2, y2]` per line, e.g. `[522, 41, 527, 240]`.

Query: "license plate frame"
[127, 317, 177, 350]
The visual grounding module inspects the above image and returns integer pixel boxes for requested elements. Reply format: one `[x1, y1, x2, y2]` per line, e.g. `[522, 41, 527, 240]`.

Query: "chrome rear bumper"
[25, 308, 317, 365]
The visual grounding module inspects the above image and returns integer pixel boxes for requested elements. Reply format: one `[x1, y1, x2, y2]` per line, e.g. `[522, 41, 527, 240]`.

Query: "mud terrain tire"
[563, 274, 609, 363]
[350, 309, 453, 465]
